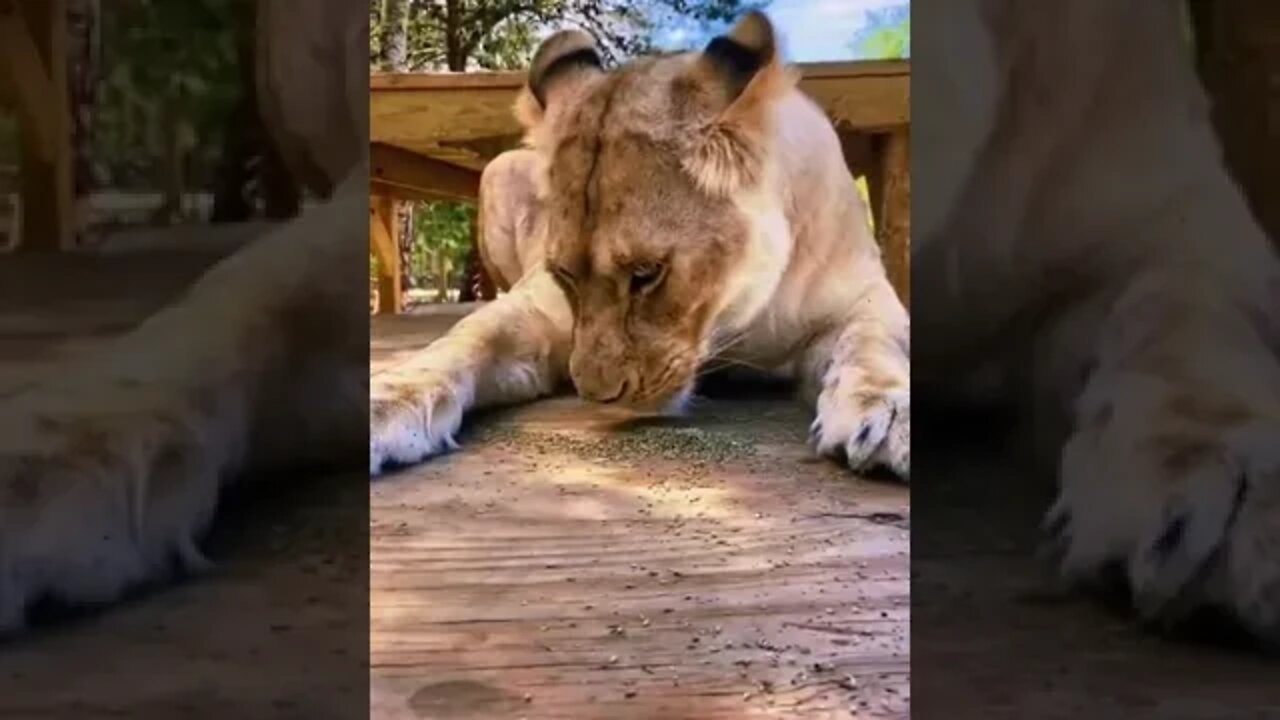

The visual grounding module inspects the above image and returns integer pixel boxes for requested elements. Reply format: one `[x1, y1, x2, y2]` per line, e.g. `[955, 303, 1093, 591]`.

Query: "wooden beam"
[5, 0, 73, 251]
[370, 178, 472, 204]
[370, 195, 403, 315]
[0, 0, 63, 162]
[873, 129, 910, 307]
[369, 61, 910, 166]
[371, 142, 480, 202]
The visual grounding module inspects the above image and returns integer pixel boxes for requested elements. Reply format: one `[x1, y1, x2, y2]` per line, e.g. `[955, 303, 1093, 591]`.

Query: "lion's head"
[514, 12, 796, 411]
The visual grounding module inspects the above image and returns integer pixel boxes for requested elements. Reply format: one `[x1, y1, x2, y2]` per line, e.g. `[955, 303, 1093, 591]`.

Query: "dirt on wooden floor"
[0, 236, 368, 719]
[370, 308, 911, 720]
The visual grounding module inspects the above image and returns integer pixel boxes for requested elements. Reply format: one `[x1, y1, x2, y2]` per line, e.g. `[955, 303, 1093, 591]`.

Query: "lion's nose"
[578, 377, 629, 404]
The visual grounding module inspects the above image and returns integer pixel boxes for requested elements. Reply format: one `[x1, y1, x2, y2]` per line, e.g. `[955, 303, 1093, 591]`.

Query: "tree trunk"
[445, 0, 465, 71]
[399, 203, 414, 295]
[379, 0, 412, 300]
[67, 0, 99, 243]
[1191, 0, 1280, 245]
[380, 0, 407, 71]
[436, 252, 451, 303]
[150, 103, 185, 225]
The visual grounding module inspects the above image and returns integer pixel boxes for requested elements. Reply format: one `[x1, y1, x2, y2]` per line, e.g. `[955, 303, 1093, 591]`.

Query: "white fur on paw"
[369, 373, 470, 475]
[811, 385, 910, 480]
[0, 404, 220, 635]
[1047, 414, 1280, 642]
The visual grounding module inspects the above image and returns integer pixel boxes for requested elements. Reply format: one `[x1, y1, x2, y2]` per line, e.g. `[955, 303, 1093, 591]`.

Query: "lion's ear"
[698, 11, 787, 106]
[683, 12, 795, 196]
[514, 29, 603, 130]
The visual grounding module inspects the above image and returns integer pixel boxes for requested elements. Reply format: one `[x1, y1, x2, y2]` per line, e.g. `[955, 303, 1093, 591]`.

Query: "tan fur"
[919, 0, 1280, 641]
[476, 149, 546, 290]
[370, 13, 910, 478]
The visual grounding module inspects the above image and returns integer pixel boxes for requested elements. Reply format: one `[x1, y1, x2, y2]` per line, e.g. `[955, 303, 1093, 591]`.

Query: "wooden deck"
[370, 307, 911, 719]
[0, 231, 367, 718]
[3, 230, 1274, 717]
[913, 424, 1280, 718]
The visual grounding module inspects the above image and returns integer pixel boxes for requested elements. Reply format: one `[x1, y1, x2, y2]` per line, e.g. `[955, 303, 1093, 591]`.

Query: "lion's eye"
[549, 263, 576, 287]
[629, 262, 665, 294]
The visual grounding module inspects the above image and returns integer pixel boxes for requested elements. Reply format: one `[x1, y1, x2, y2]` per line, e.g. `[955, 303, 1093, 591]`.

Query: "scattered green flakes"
[473, 424, 757, 464]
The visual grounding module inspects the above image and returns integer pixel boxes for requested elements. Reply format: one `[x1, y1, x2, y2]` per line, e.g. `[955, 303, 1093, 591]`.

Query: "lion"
[0, 0, 369, 633]
[368, 12, 912, 482]
[915, 0, 1280, 643]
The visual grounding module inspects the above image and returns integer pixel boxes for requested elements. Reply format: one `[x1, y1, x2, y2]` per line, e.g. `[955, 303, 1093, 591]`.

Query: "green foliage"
[95, 0, 252, 188]
[410, 201, 476, 299]
[370, 0, 763, 71]
[850, 5, 910, 60]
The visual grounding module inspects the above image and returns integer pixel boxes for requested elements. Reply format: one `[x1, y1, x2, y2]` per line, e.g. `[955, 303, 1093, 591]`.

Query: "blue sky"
[651, 0, 910, 62]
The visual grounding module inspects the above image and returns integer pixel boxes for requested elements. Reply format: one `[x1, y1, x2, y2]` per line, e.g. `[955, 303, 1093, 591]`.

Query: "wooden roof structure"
[369, 60, 912, 311]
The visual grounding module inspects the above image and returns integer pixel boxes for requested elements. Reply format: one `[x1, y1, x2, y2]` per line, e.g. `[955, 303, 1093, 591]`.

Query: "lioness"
[916, 0, 1280, 642]
[369, 13, 912, 481]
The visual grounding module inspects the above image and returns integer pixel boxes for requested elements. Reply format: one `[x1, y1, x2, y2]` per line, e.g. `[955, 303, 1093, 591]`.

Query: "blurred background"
[0, 0, 331, 254]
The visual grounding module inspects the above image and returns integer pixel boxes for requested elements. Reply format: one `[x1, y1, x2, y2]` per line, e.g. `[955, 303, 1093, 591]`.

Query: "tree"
[369, 0, 763, 72]
[849, 4, 910, 60]
[377, 0, 409, 70]
[95, 0, 250, 218]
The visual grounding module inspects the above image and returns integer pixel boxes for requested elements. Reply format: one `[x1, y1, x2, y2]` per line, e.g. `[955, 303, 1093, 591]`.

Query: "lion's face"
[517, 13, 792, 411]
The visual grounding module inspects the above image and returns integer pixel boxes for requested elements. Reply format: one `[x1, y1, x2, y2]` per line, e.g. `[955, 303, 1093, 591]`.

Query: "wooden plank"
[371, 142, 480, 202]
[0, 243, 366, 718]
[873, 129, 911, 307]
[369, 61, 910, 167]
[801, 73, 909, 132]
[370, 309, 910, 719]
[371, 178, 475, 204]
[368, 60, 907, 92]
[10, 0, 72, 252]
[370, 195, 403, 315]
[0, 0, 63, 162]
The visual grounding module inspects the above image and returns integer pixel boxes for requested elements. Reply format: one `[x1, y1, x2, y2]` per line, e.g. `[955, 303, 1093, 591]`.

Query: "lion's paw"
[0, 394, 221, 635]
[1046, 411, 1280, 643]
[811, 384, 910, 480]
[369, 371, 471, 476]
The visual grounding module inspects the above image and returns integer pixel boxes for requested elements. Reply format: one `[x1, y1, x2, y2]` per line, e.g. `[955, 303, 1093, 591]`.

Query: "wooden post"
[1, 0, 73, 251]
[370, 194, 403, 314]
[874, 128, 911, 307]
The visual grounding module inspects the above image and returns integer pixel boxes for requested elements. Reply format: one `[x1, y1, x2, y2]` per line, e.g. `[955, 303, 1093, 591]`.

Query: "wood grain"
[0, 228, 367, 719]
[372, 142, 481, 202]
[371, 309, 911, 719]
[369, 61, 910, 173]
[370, 194, 403, 315]
[873, 129, 911, 308]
